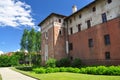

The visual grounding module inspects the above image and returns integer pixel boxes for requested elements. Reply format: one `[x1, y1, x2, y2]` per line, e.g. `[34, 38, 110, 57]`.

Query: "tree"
[28, 28, 36, 52]
[27, 28, 36, 66]
[35, 31, 41, 53]
[20, 28, 41, 66]
[20, 29, 29, 51]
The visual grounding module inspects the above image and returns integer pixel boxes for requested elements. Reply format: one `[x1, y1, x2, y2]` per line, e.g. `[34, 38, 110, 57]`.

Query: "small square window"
[59, 30, 62, 35]
[45, 31, 48, 39]
[59, 19, 61, 23]
[87, 20, 91, 29]
[104, 34, 110, 45]
[79, 14, 82, 18]
[78, 24, 81, 32]
[70, 27, 73, 35]
[105, 52, 110, 60]
[69, 43, 73, 51]
[88, 39, 93, 48]
[92, 7, 96, 12]
[102, 13, 107, 23]
[108, 0, 112, 4]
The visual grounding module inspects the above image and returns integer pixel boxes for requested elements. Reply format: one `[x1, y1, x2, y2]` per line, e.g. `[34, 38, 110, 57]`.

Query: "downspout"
[53, 21, 55, 59]
[65, 20, 69, 57]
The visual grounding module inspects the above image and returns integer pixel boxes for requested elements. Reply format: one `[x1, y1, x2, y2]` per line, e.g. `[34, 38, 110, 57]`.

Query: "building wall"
[41, 15, 66, 64]
[67, 0, 120, 35]
[69, 17, 120, 65]
[40, 0, 120, 65]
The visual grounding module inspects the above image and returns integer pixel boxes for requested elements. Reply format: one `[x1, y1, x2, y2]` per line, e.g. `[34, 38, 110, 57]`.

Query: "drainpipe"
[65, 20, 69, 57]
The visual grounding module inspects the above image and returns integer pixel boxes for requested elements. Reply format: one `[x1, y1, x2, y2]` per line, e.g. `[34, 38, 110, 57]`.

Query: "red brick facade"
[69, 17, 120, 65]
[41, 25, 67, 64]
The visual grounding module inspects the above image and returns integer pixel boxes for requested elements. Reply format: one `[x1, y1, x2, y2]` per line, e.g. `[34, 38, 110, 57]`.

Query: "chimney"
[72, 5, 77, 13]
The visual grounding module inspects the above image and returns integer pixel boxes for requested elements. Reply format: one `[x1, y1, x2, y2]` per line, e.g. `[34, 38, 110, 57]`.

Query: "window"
[79, 14, 81, 18]
[104, 34, 110, 45]
[70, 27, 73, 34]
[59, 30, 62, 35]
[78, 24, 81, 32]
[92, 7, 96, 12]
[102, 13, 107, 23]
[105, 52, 110, 60]
[45, 31, 48, 39]
[59, 19, 61, 23]
[69, 43, 73, 51]
[87, 20, 91, 28]
[88, 39, 93, 48]
[107, 0, 112, 4]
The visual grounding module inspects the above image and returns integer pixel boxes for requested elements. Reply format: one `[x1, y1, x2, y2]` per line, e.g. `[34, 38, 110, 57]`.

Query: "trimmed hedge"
[15, 66, 33, 71]
[31, 66, 120, 75]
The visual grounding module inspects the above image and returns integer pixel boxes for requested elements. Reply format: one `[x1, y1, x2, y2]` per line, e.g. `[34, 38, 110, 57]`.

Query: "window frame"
[107, 0, 112, 4]
[87, 20, 91, 29]
[104, 34, 110, 45]
[92, 6, 96, 12]
[70, 27, 73, 35]
[78, 24, 81, 32]
[102, 13, 107, 23]
[88, 38, 94, 48]
[69, 43, 73, 51]
[105, 52, 110, 60]
[59, 19, 61, 23]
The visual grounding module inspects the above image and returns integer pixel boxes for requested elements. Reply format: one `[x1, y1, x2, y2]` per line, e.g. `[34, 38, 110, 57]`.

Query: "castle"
[38, 0, 120, 65]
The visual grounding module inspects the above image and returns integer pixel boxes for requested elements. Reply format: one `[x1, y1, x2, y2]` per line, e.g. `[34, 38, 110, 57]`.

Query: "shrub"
[31, 66, 120, 75]
[46, 67, 54, 73]
[33, 68, 46, 74]
[96, 66, 107, 75]
[56, 58, 71, 67]
[59, 67, 67, 72]
[72, 68, 80, 73]
[66, 67, 75, 72]
[71, 58, 81, 67]
[16, 66, 33, 71]
[46, 58, 56, 67]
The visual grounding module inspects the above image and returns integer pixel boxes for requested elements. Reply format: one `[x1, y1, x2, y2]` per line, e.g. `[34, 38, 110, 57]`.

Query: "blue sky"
[0, 0, 94, 53]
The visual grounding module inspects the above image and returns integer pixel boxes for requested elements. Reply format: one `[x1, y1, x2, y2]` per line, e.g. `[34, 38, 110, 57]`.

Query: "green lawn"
[12, 68, 120, 80]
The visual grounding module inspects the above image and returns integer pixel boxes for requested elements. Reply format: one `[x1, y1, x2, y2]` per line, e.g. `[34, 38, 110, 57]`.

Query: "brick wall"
[69, 17, 120, 65]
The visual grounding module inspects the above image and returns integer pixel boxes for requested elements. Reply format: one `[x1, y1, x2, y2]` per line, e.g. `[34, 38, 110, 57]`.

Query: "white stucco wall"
[67, 0, 120, 35]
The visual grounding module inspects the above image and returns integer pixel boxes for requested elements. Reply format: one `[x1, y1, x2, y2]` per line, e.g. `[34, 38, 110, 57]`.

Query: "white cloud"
[0, 51, 4, 55]
[0, 0, 35, 27]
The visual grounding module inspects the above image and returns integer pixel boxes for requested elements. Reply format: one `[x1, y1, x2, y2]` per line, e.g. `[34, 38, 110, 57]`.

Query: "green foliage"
[71, 58, 81, 67]
[31, 66, 120, 75]
[46, 58, 56, 68]
[20, 29, 29, 51]
[20, 28, 41, 66]
[33, 68, 46, 74]
[16, 66, 33, 71]
[35, 31, 41, 53]
[10, 55, 19, 66]
[21, 28, 41, 53]
[32, 53, 41, 66]
[56, 58, 71, 67]
[0, 54, 20, 67]
[59, 67, 67, 72]
[28, 28, 36, 52]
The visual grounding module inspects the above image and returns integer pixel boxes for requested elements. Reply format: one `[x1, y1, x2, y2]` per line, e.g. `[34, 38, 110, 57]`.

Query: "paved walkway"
[0, 67, 37, 80]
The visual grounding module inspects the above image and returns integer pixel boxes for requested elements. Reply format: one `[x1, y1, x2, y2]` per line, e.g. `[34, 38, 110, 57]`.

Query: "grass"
[11, 67, 120, 80]
[0, 74, 2, 80]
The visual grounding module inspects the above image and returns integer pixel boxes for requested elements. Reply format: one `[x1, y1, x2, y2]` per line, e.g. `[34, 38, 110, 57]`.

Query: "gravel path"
[0, 67, 37, 80]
